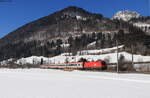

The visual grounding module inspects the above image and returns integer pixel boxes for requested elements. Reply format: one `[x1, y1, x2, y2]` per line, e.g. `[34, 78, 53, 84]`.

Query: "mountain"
[0, 6, 117, 47]
[113, 10, 141, 21]
[0, 6, 149, 61]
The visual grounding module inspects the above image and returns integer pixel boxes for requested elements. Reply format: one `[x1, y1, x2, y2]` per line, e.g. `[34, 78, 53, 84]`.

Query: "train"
[41, 60, 107, 70]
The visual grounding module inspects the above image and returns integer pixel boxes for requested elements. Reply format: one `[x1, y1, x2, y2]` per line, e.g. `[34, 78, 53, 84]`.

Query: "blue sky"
[0, 0, 149, 38]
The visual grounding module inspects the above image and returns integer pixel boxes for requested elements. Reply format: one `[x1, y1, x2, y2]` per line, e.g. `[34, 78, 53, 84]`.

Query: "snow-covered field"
[0, 68, 150, 98]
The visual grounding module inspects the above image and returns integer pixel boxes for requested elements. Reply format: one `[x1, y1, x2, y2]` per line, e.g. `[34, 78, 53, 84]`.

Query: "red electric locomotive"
[83, 60, 107, 70]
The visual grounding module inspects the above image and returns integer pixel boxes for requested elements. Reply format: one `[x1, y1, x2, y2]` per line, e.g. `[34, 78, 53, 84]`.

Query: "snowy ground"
[0, 68, 150, 98]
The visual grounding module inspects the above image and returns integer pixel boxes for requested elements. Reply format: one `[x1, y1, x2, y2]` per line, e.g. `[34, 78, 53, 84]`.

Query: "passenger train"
[41, 60, 107, 70]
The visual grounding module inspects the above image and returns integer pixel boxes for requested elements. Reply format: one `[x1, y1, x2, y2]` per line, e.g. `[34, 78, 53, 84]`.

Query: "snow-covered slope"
[14, 52, 150, 65]
[16, 56, 49, 65]
[0, 69, 149, 98]
[45, 52, 150, 64]
[78, 45, 124, 55]
[1, 45, 150, 66]
[113, 10, 140, 21]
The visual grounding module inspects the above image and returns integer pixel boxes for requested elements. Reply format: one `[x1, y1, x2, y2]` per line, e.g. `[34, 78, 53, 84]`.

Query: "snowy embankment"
[80, 45, 124, 55]
[0, 69, 149, 98]
[1, 45, 150, 65]
[15, 51, 150, 65]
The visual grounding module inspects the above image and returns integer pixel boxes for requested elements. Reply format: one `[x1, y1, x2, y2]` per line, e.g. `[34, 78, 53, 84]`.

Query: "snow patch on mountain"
[113, 10, 140, 21]
[133, 22, 150, 34]
[134, 22, 150, 27]
[60, 43, 70, 48]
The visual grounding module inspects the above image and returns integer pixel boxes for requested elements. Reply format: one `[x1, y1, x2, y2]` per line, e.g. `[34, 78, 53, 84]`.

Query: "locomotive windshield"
[102, 61, 106, 65]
